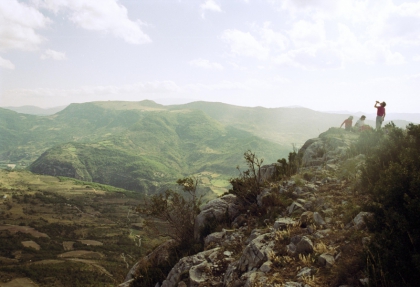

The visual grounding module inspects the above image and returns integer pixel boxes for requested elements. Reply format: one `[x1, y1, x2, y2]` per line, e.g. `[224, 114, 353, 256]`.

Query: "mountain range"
[1, 100, 417, 195]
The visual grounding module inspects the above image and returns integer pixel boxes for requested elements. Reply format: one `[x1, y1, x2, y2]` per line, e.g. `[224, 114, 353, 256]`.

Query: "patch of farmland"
[21, 241, 40, 250]
[78, 240, 103, 246]
[0, 225, 48, 238]
[57, 250, 104, 259]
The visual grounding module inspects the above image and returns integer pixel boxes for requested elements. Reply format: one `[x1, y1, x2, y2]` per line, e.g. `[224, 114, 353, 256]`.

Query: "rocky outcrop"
[194, 194, 241, 240]
[299, 127, 359, 167]
[123, 128, 374, 287]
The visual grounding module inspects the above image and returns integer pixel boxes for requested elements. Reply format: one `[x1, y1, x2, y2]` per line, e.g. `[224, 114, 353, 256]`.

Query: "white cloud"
[38, 0, 151, 44]
[200, 0, 222, 18]
[414, 55, 420, 61]
[0, 0, 50, 51]
[221, 29, 269, 60]
[189, 58, 224, 70]
[288, 20, 326, 48]
[201, 0, 222, 12]
[261, 0, 418, 69]
[260, 22, 288, 51]
[40, 49, 67, 60]
[0, 56, 15, 69]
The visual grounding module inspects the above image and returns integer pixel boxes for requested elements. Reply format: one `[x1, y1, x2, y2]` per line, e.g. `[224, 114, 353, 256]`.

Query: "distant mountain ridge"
[1, 100, 417, 193]
[3, 105, 68, 115]
[0, 102, 289, 193]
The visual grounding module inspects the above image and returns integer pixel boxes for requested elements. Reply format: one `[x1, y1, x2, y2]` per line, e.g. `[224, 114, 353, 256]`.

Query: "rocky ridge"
[122, 128, 371, 287]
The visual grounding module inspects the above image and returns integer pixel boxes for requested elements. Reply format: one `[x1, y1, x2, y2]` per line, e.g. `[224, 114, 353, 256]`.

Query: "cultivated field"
[0, 169, 166, 287]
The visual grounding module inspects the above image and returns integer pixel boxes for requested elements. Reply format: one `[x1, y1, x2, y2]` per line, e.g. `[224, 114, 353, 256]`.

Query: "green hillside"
[173, 101, 350, 145]
[0, 102, 290, 193]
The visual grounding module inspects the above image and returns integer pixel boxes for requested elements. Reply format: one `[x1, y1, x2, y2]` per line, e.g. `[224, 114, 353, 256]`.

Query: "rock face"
[194, 194, 241, 240]
[259, 163, 281, 182]
[298, 127, 358, 167]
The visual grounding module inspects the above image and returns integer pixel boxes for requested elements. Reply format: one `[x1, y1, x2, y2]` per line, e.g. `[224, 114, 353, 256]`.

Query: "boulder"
[189, 260, 211, 286]
[161, 248, 219, 287]
[259, 163, 281, 182]
[259, 260, 272, 273]
[273, 218, 297, 231]
[318, 253, 335, 268]
[194, 194, 241, 239]
[204, 231, 226, 248]
[300, 211, 314, 226]
[353, 212, 373, 230]
[296, 236, 314, 255]
[288, 202, 306, 215]
[238, 234, 274, 272]
[313, 212, 326, 226]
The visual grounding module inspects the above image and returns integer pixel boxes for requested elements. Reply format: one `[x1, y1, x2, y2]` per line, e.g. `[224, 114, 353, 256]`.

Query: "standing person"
[340, 116, 353, 131]
[374, 101, 386, 130]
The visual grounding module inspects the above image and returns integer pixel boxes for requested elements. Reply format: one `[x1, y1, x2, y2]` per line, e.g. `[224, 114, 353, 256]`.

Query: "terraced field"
[0, 169, 166, 287]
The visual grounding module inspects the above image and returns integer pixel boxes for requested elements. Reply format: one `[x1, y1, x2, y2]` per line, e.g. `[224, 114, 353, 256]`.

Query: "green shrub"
[139, 177, 201, 247]
[362, 123, 420, 286]
[229, 150, 264, 206]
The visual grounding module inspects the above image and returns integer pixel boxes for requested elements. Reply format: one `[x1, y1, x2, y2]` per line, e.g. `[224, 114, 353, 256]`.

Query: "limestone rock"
[259, 261, 272, 273]
[194, 194, 241, 239]
[296, 236, 314, 255]
[238, 233, 274, 272]
[297, 266, 314, 278]
[273, 218, 297, 231]
[259, 163, 281, 182]
[189, 260, 211, 286]
[300, 211, 314, 226]
[318, 253, 335, 268]
[204, 231, 225, 248]
[353, 212, 373, 230]
[161, 248, 219, 287]
[313, 212, 326, 226]
[288, 202, 306, 215]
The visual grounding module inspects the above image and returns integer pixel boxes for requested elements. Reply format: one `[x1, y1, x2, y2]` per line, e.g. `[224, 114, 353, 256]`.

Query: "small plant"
[314, 241, 335, 254]
[274, 228, 291, 242]
[269, 250, 294, 268]
[299, 253, 315, 266]
[301, 275, 317, 286]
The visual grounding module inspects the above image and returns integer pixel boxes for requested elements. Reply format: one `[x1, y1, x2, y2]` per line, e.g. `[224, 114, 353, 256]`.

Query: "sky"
[0, 0, 419, 113]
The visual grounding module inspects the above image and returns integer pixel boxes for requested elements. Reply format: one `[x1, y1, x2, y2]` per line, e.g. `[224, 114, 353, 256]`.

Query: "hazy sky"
[0, 0, 419, 112]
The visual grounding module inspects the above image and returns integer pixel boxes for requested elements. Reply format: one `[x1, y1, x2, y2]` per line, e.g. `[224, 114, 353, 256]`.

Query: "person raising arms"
[374, 101, 386, 130]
